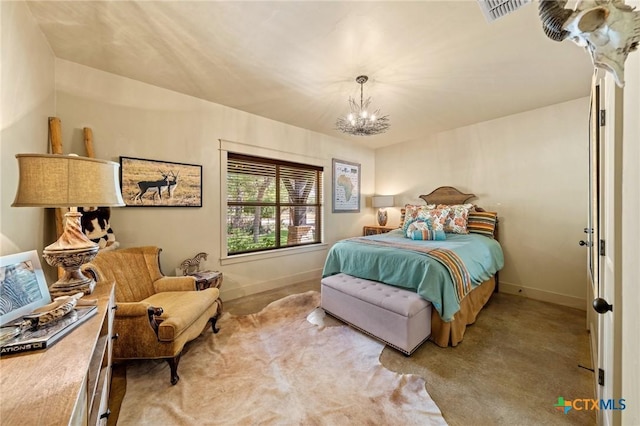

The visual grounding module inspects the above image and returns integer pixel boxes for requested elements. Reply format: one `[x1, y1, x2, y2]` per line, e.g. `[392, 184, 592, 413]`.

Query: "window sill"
[220, 243, 329, 265]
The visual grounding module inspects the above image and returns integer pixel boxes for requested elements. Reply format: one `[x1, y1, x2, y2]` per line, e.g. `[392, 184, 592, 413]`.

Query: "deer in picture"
[164, 171, 179, 198]
[132, 170, 179, 204]
[132, 170, 170, 204]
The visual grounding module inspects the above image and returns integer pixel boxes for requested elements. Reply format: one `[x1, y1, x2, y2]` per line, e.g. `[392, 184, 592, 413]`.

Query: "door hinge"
[598, 368, 605, 386]
[600, 110, 606, 126]
[599, 239, 606, 256]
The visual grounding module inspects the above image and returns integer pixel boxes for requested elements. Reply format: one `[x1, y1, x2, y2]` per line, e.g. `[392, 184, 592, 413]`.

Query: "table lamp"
[12, 154, 125, 298]
[372, 195, 394, 226]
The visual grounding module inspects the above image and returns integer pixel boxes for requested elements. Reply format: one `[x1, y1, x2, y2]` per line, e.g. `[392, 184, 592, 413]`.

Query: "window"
[226, 152, 323, 255]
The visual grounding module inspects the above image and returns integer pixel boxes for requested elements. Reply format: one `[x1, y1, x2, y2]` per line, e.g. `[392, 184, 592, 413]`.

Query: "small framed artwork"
[0, 250, 50, 326]
[332, 158, 361, 213]
[120, 156, 202, 207]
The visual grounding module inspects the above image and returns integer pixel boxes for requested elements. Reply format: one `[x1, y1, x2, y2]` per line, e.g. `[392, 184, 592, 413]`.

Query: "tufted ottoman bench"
[321, 273, 432, 355]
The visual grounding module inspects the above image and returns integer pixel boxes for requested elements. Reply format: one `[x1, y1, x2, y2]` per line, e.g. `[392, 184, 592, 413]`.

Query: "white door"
[595, 72, 623, 426]
[586, 76, 600, 388]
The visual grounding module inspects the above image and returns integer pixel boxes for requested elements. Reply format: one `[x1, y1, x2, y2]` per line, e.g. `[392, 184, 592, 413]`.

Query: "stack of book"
[0, 305, 97, 355]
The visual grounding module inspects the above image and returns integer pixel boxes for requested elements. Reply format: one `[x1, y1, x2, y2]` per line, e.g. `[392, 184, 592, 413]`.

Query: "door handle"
[579, 240, 592, 246]
[593, 298, 613, 314]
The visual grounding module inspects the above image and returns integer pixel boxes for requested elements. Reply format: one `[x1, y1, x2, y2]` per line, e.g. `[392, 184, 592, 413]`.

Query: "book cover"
[0, 305, 98, 356]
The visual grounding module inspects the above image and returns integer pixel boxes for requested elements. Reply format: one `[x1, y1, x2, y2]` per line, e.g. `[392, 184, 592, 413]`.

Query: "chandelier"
[335, 75, 390, 136]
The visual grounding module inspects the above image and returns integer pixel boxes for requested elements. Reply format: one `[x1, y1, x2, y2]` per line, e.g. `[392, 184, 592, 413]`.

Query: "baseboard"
[499, 281, 586, 311]
[220, 268, 323, 301]
[221, 274, 587, 310]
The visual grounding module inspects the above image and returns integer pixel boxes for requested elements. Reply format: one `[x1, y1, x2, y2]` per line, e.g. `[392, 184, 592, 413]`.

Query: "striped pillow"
[467, 211, 498, 238]
[408, 229, 446, 241]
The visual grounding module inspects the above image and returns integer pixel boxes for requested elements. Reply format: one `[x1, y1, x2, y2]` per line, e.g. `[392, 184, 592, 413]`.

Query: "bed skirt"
[430, 275, 496, 347]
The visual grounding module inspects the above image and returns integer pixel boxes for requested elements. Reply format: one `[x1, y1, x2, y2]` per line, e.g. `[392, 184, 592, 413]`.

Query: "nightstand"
[363, 225, 397, 236]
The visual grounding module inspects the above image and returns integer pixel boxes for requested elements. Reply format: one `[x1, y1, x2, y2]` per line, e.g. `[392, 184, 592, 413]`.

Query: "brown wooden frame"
[419, 186, 476, 205]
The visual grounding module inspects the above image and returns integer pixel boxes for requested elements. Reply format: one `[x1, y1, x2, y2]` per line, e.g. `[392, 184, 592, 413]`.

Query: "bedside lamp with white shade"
[371, 195, 394, 226]
[12, 153, 125, 298]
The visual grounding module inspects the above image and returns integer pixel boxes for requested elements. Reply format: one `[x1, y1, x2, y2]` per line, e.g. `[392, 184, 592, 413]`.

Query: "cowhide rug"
[117, 291, 446, 425]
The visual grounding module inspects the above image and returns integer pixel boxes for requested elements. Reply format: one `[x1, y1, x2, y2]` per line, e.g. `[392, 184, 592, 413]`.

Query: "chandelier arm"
[336, 74, 390, 136]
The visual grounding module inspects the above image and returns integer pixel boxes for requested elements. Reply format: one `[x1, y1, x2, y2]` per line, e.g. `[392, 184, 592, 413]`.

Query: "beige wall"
[53, 59, 375, 300]
[0, 2, 56, 261]
[375, 98, 590, 309]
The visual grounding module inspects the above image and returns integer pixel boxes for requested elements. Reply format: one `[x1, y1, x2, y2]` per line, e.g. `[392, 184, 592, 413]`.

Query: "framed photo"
[0, 250, 50, 327]
[332, 158, 361, 213]
[120, 156, 202, 207]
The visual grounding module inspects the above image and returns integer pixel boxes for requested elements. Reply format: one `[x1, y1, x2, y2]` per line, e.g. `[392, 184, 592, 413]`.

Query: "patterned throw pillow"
[402, 217, 431, 238]
[404, 217, 431, 234]
[400, 204, 435, 230]
[400, 204, 436, 227]
[467, 211, 498, 238]
[425, 208, 450, 232]
[406, 220, 446, 240]
[437, 203, 473, 234]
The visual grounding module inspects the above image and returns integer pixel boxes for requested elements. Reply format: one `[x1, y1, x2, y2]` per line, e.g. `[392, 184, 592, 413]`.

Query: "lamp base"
[43, 246, 99, 298]
[43, 210, 100, 298]
[377, 208, 388, 226]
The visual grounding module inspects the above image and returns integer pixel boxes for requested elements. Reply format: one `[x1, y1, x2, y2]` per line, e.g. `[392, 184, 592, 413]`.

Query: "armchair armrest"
[114, 301, 165, 338]
[153, 276, 197, 293]
[115, 301, 153, 317]
[112, 302, 169, 360]
[81, 263, 102, 282]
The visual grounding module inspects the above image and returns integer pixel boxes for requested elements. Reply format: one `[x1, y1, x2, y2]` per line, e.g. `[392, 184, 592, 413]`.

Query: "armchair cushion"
[146, 288, 220, 341]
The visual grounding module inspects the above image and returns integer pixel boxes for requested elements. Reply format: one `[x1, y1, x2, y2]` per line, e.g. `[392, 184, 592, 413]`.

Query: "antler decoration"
[539, 0, 640, 87]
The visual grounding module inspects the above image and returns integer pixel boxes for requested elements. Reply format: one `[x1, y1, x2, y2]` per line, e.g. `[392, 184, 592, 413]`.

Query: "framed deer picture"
[120, 156, 202, 207]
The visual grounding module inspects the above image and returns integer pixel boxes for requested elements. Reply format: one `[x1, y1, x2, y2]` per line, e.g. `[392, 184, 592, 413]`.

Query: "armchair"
[82, 246, 222, 385]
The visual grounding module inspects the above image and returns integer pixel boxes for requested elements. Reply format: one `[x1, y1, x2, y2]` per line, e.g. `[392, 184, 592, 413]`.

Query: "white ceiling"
[26, 0, 594, 149]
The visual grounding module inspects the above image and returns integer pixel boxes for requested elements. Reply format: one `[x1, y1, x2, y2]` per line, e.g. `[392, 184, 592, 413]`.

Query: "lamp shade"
[372, 195, 394, 208]
[12, 154, 125, 208]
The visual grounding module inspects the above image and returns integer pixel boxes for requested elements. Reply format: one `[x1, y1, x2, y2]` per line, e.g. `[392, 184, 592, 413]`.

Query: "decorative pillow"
[79, 207, 120, 251]
[406, 219, 445, 240]
[400, 204, 435, 227]
[404, 217, 431, 234]
[408, 229, 446, 241]
[400, 204, 435, 231]
[424, 208, 450, 232]
[402, 216, 432, 236]
[467, 211, 498, 238]
[437, 203, 473, 234]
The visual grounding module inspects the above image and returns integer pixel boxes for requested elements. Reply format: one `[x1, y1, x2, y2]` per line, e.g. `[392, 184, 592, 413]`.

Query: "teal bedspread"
[322, 229, 504, 321]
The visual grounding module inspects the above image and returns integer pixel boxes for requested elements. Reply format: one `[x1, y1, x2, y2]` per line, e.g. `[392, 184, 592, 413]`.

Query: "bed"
[322, 186, 504, 347]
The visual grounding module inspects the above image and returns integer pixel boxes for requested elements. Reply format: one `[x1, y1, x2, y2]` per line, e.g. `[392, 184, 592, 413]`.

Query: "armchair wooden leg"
[210, 316, 220, 334]
[167, 354, 181, 385]
[210, 298, 223, 334]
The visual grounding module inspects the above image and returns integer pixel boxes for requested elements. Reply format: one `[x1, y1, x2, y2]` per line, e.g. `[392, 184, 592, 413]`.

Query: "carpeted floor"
[109, 280, 595, 425]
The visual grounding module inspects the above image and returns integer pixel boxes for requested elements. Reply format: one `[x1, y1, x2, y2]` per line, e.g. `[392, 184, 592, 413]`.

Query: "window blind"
[226, 152, 323, 255]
